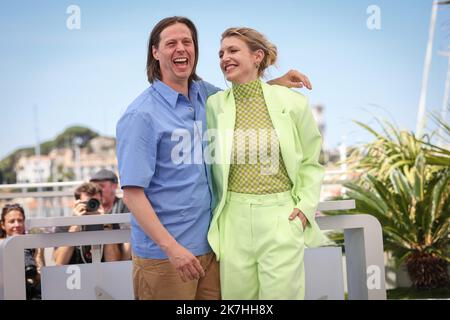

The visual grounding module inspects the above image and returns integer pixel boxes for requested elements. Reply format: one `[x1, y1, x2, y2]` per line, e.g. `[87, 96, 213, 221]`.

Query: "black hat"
[90, 169, 118, 184]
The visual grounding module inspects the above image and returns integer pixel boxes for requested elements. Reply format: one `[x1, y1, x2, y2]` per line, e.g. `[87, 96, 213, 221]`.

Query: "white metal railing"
[0, 181, 122, 217]
[0, 169, 354, 193]
[0, 169, 353, 205]
[0, 170, 355, 190]
[0, 181, 84, 190]
[0, 178, 351, 219]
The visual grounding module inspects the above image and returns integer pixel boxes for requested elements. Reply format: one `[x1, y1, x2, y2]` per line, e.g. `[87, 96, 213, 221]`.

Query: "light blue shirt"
[116, 80, 220, 259]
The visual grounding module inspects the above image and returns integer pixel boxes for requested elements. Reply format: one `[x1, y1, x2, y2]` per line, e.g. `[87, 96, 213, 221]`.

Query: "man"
[53, 182, 122, 265]
[90, 169, 132, 260]
[90, 169, 128, 216]
[116, 16, 312, 300]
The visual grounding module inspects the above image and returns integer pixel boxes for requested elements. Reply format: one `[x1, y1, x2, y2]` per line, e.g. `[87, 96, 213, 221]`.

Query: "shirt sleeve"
[116, 111, 158, 189]
[198, 80, 222, 97]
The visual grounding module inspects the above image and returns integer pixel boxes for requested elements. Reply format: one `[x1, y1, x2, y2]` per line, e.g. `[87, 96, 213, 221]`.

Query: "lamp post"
[33, 104, 43, 218]
[437, 48, 450, 147]
[416, 0, 439, 138]
[73, 137, 83, 181]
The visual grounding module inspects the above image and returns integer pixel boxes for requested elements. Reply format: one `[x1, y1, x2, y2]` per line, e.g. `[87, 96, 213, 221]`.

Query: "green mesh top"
[228, 79, 292, 194]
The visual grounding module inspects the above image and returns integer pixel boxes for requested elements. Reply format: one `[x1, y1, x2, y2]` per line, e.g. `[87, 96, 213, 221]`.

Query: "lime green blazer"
[206, 82, 329, 258]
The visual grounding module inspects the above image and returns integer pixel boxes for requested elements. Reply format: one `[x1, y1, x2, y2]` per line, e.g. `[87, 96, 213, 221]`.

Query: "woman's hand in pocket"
[289, 208, 308, 230]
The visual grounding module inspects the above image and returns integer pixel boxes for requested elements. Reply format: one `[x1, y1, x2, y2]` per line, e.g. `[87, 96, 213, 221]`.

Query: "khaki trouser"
[132, 252, 221, 300]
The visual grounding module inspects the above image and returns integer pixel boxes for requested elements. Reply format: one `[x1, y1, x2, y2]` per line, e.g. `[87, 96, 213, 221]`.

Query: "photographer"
[89, 169, 131, 260]
[53, 182, 122, 265]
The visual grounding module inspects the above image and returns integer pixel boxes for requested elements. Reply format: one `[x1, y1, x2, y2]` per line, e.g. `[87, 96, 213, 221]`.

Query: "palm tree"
[327, 120, 450, 289]
[341, 155, 449, 289]
[346, 119, 449, 180]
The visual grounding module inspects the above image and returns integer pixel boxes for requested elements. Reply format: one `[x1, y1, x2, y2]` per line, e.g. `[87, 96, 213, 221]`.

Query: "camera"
[84, 198, 100, 213]
[81, 198, 103, 231]
[83, 223, 104, 232]
[25, 265, 37, 279]
[24, 249, 41, 300]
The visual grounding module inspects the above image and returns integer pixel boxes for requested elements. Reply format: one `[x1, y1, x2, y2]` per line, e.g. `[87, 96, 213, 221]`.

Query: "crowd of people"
[0, 169, 130, 299]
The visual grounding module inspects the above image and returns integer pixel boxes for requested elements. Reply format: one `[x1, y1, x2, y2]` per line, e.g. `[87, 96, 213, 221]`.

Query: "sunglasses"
[2, 203, 24, 212]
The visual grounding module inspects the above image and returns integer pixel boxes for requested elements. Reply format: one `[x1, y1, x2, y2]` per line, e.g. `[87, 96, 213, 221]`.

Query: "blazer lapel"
[216, 90, 236, 200]
[261, 82, 298, 183]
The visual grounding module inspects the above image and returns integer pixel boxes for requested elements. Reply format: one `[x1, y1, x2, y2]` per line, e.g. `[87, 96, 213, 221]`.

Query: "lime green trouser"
[218, 191, 305, 300]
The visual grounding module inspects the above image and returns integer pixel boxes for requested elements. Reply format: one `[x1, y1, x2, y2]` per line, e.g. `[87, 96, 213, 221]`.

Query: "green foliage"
[326, 119, 450, 289]
[387, 287, 450, 300]
[346, 119, 449, 181]
[0, 126, 98, 183]
[0, 148, 34, 184]
[38, 126, 99, 154]
[342, 155, 449, 263]
[52, 126, 99, 150]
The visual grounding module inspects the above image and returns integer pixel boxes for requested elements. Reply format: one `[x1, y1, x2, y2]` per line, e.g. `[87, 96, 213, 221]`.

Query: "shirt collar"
[232, 78, 262, 100]
[152, 80, 200, 109]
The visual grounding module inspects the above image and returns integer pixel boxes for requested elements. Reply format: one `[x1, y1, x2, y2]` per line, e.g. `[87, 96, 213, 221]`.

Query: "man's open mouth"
[173, 57, 189, 66]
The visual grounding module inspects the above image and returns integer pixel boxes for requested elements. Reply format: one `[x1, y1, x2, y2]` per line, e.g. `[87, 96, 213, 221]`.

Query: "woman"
[1, 203, 43, 299]
[206, 28, 329, 299]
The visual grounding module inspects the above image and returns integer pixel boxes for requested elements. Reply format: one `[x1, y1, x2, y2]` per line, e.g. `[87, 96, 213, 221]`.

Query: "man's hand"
[73, 200, 87, 216]
[165, 242, 205, 282]
[289, 208, 308, 229]
[269, 70, 312, 90]
[73, 200, 104, 216]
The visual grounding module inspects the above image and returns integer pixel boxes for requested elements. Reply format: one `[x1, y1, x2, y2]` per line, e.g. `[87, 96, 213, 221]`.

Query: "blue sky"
[0, 0, 449, 159]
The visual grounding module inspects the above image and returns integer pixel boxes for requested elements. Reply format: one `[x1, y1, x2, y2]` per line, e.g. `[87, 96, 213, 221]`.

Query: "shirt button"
[188, 107, 194, 112]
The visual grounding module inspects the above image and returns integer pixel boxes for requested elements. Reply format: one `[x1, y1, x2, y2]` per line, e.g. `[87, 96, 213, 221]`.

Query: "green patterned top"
[228, 79, 292, 194]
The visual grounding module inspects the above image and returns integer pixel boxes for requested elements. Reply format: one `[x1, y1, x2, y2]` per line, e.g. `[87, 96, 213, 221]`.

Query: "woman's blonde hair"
[221, 27, 277, 77]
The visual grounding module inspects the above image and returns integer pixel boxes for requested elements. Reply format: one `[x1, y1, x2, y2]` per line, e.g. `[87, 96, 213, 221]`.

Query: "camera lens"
[25, 265, 37, 278]
[86, 198, 100, 212]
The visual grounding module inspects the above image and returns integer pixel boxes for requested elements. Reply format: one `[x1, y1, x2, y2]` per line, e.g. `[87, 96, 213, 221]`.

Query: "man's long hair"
[147, 16, 201, 84]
